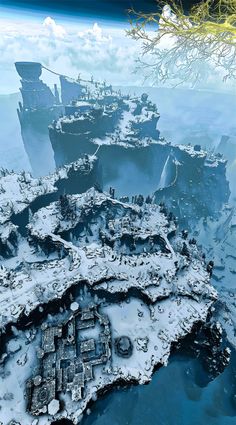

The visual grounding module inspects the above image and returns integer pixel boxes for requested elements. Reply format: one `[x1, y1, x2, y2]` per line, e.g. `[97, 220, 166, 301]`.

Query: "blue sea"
[83, 351, 236, 425]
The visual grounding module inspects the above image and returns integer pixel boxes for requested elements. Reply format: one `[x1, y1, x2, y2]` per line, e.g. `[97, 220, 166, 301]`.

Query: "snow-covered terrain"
[0, 68, 232, 424]
[0, 183, 217, 424]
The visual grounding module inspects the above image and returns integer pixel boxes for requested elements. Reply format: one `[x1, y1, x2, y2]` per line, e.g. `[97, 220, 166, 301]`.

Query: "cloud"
[0, 14, 234, 94]
[0, 16, 141, 93]
[77, 22, 111, 43]
[43, 16, 66, 38]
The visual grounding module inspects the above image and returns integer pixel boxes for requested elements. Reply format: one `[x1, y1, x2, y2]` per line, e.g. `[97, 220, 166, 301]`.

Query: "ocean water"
[83, 352, 236, 425]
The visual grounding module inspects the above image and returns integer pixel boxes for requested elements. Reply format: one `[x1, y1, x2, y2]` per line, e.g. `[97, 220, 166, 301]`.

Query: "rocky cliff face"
[0, 156, 100, 258]
[154, 144, 230, 226]
[49, 93, 229, 227]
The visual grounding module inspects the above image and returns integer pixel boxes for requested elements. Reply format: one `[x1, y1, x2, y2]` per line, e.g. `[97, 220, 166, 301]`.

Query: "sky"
[0, 11, 143, 93]
[0, 0, 235, 94]
[0, 1, 197, 19]
[0, 1, 154, 93]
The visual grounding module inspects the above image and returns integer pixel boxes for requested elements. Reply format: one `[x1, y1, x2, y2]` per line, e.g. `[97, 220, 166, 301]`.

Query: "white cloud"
[43, 16, 66, 38]
[0, 16, 141, 93]
[77, 22, 111, 43]
[0, 14, 234, 94]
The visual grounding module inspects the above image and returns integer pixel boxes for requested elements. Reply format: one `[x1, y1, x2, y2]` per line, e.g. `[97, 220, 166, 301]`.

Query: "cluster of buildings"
[27, 304, 112, 416]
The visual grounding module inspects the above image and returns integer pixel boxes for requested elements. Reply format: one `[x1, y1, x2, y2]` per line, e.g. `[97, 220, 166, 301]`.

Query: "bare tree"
[127, 0, 236, 87]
